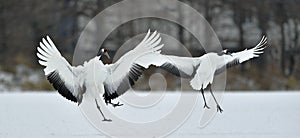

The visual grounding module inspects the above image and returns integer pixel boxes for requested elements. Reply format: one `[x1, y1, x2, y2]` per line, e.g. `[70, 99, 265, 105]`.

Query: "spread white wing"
[103, 30, 200, 103]
[103, 30, 163, 102]
[37, 36, 82, 103]
[232, 36, 267, 63]
[215, 36, 268, 74]
[136, 54, 199, 78]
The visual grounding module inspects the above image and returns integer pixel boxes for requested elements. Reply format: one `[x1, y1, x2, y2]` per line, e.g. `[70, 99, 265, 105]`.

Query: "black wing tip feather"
[160, 62, 191, 78]
[47, 71, 77, 103]
[226, 58, 239, 68]
[103, 64, 146, 103]
[128, 64, 145, 85]
[161, 63, 180, 77]
[103, 90, 118, 103]
[215, 59, 240, 75]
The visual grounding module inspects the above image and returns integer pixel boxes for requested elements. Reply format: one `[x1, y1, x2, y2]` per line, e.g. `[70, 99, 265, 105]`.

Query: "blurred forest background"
[0, 0, 300, 91]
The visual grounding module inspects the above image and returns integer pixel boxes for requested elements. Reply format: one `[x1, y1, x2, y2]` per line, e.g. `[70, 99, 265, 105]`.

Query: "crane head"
[98, 48, 110, 60]
[218, 49, 232, 56]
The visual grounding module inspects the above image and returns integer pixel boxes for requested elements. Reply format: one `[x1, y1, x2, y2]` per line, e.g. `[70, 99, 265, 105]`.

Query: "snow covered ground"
[0, 91, 300, 138]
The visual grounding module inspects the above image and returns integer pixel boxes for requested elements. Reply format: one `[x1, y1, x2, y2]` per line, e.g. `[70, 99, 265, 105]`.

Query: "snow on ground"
[0, 91, 300, 138]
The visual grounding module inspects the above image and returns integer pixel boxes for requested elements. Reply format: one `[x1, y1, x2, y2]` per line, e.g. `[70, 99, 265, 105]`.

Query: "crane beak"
[104, 52, 110, 59]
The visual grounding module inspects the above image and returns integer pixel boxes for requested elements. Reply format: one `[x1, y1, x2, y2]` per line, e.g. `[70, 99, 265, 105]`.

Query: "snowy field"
[0, 91, 300, 138]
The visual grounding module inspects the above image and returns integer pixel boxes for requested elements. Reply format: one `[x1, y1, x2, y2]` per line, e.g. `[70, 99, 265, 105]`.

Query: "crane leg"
[209, 85, 223, 113]
[201, 88, 210, 109]
[95, 99, 112, 122]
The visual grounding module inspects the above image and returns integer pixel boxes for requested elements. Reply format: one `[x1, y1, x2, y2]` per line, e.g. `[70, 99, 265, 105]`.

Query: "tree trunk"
[177, 0, 184, 45]
[204, 0, 212, 23]
[0, 7, 8, 68]
[280, 22, 286, 76]
[238, 23, 245, 72]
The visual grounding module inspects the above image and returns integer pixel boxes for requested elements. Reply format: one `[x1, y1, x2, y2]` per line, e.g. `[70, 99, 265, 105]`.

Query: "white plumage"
[152, 36, 268, 112]
[37, 29, 267, 119]
[37, 30, 164, 121]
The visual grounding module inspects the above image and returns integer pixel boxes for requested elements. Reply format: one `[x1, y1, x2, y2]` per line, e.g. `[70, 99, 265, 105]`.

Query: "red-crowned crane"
[37, 30, 165, 121]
